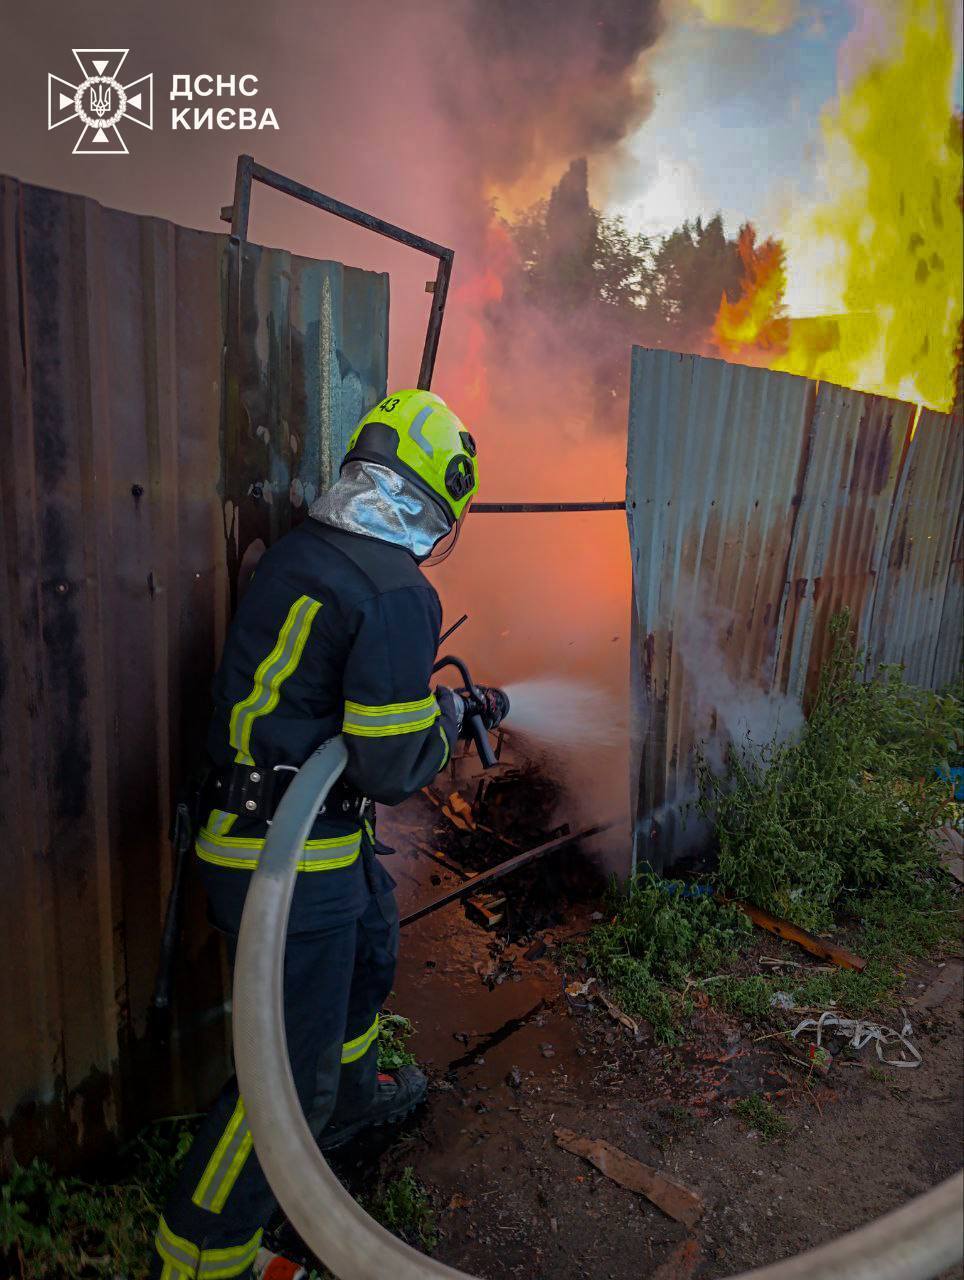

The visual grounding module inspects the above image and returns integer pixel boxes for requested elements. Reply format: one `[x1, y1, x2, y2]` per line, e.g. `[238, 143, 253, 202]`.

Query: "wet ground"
[278, 779, 963, 1280]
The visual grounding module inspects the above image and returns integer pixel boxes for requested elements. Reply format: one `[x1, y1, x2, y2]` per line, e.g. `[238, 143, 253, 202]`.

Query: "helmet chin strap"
[422, 515, 462, 567]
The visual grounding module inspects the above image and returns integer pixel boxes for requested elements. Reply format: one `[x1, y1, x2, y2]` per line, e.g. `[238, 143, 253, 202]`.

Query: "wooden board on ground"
[554, 1128, 703, 1228]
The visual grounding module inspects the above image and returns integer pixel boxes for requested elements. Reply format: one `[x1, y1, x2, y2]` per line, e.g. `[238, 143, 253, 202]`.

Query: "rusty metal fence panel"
[865, 408, 964, 688]
[627, 348, 963, 871]
[0, 174, 388, 1169]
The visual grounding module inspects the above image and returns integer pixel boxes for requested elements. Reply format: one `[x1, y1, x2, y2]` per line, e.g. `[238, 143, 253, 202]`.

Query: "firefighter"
[151, 389, 483, 1280]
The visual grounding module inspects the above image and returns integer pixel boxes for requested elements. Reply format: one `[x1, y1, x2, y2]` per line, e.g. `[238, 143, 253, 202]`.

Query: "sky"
[602, 3, 854, 242]
[603, 0, 963, 315]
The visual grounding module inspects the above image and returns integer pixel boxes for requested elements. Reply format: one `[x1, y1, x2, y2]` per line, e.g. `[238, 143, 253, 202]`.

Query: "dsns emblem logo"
[48, 50, 152, 154]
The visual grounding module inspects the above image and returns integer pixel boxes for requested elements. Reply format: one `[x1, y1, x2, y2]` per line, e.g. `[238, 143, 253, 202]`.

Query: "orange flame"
[713, 227, 789, 360]
[442, 222, 515, 418]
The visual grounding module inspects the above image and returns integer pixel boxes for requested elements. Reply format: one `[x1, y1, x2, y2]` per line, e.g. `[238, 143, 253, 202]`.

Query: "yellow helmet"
[342, 390, 479, 525]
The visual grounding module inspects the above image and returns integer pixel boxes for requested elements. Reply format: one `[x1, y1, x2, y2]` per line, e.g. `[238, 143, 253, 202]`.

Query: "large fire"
[425, 0, 961, 764]
[713, 0, 963, 411]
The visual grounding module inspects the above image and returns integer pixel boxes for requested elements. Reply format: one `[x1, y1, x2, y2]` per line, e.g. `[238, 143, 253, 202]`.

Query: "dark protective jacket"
[197, 518, 459, 931]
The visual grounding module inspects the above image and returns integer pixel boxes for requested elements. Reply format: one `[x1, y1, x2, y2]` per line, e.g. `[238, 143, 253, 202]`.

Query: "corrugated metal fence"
[627, 348, 963, 870]
[0, 175, 388, 1168]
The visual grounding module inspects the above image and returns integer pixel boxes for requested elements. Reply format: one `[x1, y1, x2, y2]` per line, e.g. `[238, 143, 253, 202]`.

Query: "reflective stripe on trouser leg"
[154, 1216, 199, 1275]
[341, 1014, 379, 1064]
[151, 923, 359, 1271]
[192, 1097, 253, 1213]
[198, 1232, 263, 1278]
[320, 887, 401, 1134]
[155, 1217, 262, 1278]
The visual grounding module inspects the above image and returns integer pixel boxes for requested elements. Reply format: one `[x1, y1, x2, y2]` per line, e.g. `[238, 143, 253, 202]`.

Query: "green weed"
[700, 612, 959, 933]
[713, 975, 774, 1020]
[576, 871, 752, 1043]
[0, 1119, 196, 1279]
[377, 1012, 418, 1070]
[367, 1167, 437, 1250]
[733, 1094, 793, 1143]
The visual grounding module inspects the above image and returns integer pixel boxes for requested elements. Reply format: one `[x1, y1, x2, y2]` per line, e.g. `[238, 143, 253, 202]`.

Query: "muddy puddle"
[384, 794, 597, 1083]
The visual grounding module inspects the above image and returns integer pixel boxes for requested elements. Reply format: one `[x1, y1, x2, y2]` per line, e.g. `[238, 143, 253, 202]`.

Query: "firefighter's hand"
[435, 685, 467, 735]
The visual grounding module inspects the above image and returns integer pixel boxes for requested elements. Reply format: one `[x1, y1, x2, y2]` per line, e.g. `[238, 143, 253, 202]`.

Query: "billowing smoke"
[631, 593, 804, 865]
[444, 0, 664, 199]
[673, 598, 804, 769]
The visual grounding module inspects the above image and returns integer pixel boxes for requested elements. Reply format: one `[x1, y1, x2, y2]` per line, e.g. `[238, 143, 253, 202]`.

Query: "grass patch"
[700, 612, 959, 935]
[575, 873, 753, 1043]
[713, 975, 775, 1020]
[733, 1094, 793, 1143]
[576, 612, 960, 1042]
[377, 1012, 418, 1070]
[367, 1167, 437, 1250]
[0, 1119, 197, 1279]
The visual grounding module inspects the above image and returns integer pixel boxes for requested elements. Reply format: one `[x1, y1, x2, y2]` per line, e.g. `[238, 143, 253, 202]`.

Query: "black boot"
[317, 1066, 427, 1151]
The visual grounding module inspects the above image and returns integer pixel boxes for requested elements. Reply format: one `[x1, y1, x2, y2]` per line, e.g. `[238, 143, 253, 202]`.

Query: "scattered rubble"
[791, 1010, 923, 1069]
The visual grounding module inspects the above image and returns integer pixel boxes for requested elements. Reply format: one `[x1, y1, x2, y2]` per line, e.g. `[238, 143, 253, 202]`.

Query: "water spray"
[501, 676, 621, 748]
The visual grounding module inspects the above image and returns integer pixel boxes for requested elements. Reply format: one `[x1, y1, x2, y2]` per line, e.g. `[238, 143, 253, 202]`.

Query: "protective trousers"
[150, 885, 399, 1279]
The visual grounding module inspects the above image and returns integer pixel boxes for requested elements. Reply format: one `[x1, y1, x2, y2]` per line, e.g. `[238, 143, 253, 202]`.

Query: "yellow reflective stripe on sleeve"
[341, 1014, 379, 1064]
[198, 1230, 263, 1278]
[229, 595, 322, 764]
[438, 722, 451, 769]
[343, 694, 440, 738]
[191, 1097, 252, 1213]
[195, 825, 361, 872]
[155, 1216, 200, 1273]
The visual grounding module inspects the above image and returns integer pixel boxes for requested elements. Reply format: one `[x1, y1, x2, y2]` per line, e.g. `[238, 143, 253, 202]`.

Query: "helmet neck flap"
[307, 460, 451, 561]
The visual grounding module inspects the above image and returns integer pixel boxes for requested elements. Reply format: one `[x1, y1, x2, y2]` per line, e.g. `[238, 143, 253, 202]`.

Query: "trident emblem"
[90, 83, 112, 117]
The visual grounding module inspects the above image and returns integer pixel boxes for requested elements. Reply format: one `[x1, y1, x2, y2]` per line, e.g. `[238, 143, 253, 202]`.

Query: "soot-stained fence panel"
[626, 348, 963, 872]
[0, 174, 388, 1169]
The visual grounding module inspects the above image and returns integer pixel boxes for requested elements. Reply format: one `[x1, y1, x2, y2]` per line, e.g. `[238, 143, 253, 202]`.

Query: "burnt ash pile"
[406, 736, 605, 940]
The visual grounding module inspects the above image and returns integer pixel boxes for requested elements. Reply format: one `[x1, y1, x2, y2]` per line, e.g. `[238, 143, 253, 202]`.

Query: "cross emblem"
[48, 50, 153, 155]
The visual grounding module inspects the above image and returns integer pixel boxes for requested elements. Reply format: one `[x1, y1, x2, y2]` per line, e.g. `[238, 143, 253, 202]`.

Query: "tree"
[643, 214, 744, 342]
[504, 163, 762, 351]
[506, 159, 652, 318]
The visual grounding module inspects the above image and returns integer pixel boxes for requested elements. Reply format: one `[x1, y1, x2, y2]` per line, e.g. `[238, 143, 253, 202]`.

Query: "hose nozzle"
[476, 685, 510, 733]
[433, 656, 509, 769]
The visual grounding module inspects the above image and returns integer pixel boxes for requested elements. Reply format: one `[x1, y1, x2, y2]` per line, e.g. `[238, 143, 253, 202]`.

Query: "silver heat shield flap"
[308, 461, 450, 559]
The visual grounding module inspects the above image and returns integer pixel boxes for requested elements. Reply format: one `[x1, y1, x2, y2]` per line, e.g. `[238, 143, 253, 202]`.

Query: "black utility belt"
[206, 762, 368, 825]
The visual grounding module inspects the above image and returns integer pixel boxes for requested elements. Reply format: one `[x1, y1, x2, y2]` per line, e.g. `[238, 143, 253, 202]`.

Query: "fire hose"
[232, 737, 964, 1280]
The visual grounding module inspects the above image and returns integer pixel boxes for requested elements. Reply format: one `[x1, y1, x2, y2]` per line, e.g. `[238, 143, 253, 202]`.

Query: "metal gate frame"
[221, 154, 453, 390]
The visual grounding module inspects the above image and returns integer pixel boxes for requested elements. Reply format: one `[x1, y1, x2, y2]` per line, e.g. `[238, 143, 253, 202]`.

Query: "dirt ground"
[288, 787, 964, 1280]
